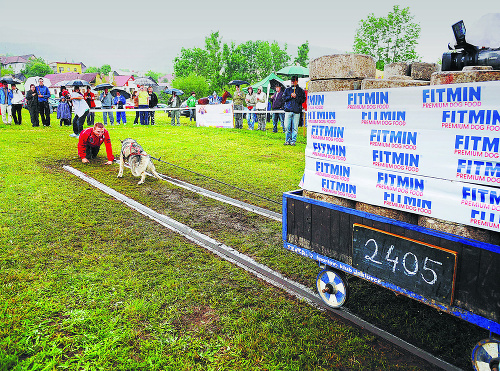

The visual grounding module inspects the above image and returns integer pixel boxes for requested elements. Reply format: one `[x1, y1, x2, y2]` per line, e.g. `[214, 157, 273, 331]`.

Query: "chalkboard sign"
[352, 224, 457, 304]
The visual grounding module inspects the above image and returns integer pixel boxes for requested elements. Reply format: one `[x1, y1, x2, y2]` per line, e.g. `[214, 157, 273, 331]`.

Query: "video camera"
[442, 20, 500, 71]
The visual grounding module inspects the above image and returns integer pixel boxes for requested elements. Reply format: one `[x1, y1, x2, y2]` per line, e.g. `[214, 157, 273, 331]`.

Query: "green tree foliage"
[145, 70, 163, 83]
[353, 5, 421, 70]
[174, 32, 291, 92]
[100, 64, 112, 75]
[171, 73, 210, 98]
[85, 66, 100, 73]
[295, 41, 310, 67]
[21, 57, 52, 77]
[1, 67, 14, 77]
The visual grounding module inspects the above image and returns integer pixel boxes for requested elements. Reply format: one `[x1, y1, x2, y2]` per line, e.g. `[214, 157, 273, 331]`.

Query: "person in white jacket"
[255, 86, 267, 131]
[11, 84, 24, 125]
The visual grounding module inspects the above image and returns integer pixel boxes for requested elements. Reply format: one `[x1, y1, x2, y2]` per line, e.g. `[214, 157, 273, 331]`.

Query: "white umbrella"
[25, 76, 52, 88]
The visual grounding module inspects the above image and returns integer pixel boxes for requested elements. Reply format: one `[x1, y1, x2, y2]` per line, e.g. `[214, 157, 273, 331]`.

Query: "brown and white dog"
[118, 138, 162, 184]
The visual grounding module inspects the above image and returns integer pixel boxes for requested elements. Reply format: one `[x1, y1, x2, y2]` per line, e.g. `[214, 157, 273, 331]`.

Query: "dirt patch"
[145, 186, 262, 235]
[173, 306, 220, 333]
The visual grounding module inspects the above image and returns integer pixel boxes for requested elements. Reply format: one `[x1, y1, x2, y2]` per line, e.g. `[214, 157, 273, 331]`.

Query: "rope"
[150, 156, 281, 205]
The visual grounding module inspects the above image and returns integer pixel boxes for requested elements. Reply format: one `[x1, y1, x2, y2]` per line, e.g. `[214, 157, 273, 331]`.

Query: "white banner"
[196, 104, 234, 128]
[301, 156, 500, 232]
[302, 81, 500, 232]
[306, 81, 500, 187]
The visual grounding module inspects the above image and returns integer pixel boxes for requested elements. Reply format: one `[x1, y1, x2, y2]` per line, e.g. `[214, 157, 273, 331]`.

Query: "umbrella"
[269, 78, 285, 90]
[277, 65, 309, 77]
[110, 88, 131, 99]
[0, 76, 23, 85]
[94, 83, 114, 91]
[53, 80, 70, 87]
[66, 79, 91, 87]
[25, 76, 51, 88]
[134, 77, 158, 86]
[164, 88, 184, 96]
[228, 79, 250, 86]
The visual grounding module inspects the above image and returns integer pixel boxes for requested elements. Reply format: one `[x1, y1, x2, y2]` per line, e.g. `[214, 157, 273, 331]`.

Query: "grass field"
[0, 109, 487, 370]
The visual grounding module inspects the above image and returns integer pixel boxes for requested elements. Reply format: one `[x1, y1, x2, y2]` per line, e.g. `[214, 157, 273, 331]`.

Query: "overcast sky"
[2, 0, 499, 74]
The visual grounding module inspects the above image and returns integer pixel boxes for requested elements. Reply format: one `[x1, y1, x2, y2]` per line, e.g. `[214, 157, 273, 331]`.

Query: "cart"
[283, 190, 500, 370]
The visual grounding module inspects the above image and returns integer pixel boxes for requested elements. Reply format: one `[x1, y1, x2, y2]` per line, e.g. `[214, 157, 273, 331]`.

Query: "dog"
[118, 138, 162, 185]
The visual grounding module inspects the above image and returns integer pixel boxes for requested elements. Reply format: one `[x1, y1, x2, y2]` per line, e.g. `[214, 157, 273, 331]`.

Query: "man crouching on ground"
[78, 122, 114, 164]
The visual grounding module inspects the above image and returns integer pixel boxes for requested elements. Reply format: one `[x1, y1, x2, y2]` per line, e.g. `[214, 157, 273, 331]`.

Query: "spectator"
[186, 91, 197, 122]
[26, 84, 39, 127]
[170, 91, 181, 126]
[232, 85, 245, 129]
[147, 86, 158, 125]
[99, 88, 114, 125]
[208, 91, 221, 105]
[78, 122, 114, 165]
[270, 84, 285, 133]
[69, 86, 89, 138]
[245, 86, 257, 130]
[283, 76, 306, 146]
[137, 86, 149, 125]
[255, 86, 267, 131]
[57, 90, 72, 126]
[36, 78, 51, 126]
[113, 91, 127, 125]
[59, 86, 72, 122]
[132, 90, 140, 125]
[84, 86, 96, 126]
[0, 82, 13, 124]
[11, 84, 24, 125]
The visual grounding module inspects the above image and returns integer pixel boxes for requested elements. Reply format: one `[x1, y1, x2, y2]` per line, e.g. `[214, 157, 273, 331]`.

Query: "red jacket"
[84, 91, 96, 108]
[78, 127, 114, 161]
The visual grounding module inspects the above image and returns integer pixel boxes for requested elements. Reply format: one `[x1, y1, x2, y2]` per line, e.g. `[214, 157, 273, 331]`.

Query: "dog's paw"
[137, 180, 144, 185]
[117, 174, 123, 178]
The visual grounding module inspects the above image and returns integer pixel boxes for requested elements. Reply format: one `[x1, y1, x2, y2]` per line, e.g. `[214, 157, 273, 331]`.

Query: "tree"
[21, 57, 52, 77]
[1, 67, 14, 77]
[295, 41, 309, 67]
[100, 64, 112, 75]
[353, 5, 420, 70]
[145, 70, 163, 83]
[171, 73, 210, 98]
[174, 32, 291, 92]
[85, 66, 100, 73]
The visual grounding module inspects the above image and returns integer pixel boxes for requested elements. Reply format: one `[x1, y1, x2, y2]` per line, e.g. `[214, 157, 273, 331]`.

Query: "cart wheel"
[316, 269, 348, 308]
[472, 338, 500, 371]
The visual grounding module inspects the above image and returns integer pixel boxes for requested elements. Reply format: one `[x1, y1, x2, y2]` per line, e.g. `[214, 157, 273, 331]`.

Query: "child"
[57, 90, 72, 126]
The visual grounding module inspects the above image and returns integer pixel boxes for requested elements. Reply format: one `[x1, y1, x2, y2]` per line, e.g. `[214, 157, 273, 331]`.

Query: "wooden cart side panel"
[475, 249, 500, 323]
[311, 204, 331, 257]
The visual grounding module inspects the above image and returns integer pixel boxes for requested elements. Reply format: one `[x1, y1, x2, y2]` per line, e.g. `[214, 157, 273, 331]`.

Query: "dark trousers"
[85, 145, 100, 160]
[29, 107, 39, 126]
[189, 108, 195, 121]
[134, 108, 140, 124]
[87, 111, 95, 126]
[38, 101, 50, 126]
[149, 111, 155, 125]
[139, 105, 148, 125]
[12, 104, 22, 125]
[73, 111, 89, 135]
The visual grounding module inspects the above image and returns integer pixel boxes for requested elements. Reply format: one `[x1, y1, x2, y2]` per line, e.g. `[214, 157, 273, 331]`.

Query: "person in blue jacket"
[113, 91, 127, 124]
[283, 76, 306, 146]
[36, 78, 51, 126]
[0, 82, 13, 124]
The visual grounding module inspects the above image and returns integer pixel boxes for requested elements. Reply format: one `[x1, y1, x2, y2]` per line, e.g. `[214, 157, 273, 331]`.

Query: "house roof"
[1, 55, 30, 64]
[113, 75, 134, 86]
[160, 74, 174, 84]
[44, 72, 98, 86]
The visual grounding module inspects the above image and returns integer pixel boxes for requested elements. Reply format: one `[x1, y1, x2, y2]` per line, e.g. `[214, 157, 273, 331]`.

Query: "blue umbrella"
[66, 79, 91, 87]
[164, 88, 184, 96]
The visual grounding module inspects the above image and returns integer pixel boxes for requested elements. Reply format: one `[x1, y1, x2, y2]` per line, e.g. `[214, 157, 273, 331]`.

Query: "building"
[0, 54, 35, 74]
[44, 72, 98, 96]
[49, 62, 87, 74]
